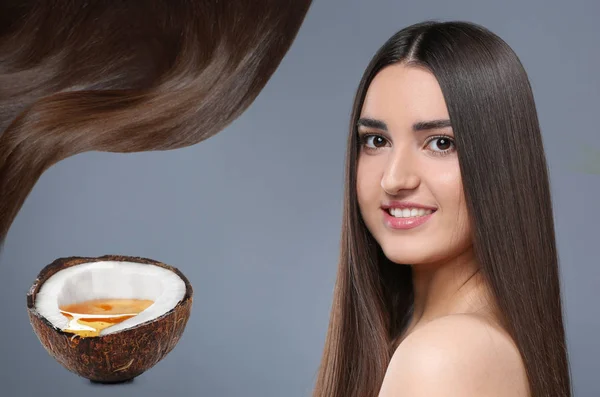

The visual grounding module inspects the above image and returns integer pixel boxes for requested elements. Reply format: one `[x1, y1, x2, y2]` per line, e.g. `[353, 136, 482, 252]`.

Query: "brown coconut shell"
[26, 255, 193, 383]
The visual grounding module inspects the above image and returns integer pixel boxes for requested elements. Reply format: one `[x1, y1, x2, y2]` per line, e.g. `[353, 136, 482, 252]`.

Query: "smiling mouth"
[384, 208, 436, 218]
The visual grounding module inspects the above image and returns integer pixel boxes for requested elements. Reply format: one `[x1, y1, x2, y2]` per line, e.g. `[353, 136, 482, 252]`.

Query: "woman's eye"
[361, 134, 388, 149]
[426, 136, 455, 155]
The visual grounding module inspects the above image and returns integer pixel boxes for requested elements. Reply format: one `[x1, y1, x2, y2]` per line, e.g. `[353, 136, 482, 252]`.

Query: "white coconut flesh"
[34, 261, 187, 336]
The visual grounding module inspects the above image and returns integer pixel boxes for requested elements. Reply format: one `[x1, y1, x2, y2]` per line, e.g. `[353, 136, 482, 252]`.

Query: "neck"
[401, 247, 498, 341]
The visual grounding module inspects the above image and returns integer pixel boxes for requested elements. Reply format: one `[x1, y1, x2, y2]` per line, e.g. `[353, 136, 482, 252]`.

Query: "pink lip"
[382, 208, 435, 230]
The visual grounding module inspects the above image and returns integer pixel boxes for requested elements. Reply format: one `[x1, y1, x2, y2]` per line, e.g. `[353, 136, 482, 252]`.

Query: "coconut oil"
[59, 298, 154, 337]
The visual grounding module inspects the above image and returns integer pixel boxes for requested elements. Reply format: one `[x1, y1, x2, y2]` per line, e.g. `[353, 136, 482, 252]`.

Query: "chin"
[374, 232, 434, 264]
[380, 245, 436, 266]
[379, 236, 473, 267]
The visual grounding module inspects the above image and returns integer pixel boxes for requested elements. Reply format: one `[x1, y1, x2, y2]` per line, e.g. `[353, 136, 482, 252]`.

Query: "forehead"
[360, 64, 450, 128]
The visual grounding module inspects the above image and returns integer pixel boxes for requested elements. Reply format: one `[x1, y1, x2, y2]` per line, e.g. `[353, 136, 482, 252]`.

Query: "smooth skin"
[379, 314, 530, 396]
[356, 63, 530, 396]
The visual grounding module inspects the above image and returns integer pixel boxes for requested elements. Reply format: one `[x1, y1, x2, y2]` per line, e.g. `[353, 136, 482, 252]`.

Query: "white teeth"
[389, 208, 433, 218]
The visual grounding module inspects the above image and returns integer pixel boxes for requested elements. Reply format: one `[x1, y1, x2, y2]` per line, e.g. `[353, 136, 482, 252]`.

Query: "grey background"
[1, 0, 598, 396]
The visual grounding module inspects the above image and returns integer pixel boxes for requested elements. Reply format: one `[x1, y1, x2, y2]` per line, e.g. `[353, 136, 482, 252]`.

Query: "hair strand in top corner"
[0, 0, 313, 251]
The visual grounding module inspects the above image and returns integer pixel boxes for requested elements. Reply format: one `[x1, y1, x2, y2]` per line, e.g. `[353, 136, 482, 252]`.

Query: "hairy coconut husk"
[27, 255, 193, 383]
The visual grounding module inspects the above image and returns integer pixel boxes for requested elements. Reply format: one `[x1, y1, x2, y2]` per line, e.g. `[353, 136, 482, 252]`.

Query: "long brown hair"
[0, 0, 312, 249]
[314, 20, 572, 397]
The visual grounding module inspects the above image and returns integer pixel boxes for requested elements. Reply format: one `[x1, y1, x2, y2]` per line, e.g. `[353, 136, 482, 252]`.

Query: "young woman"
[314, 21, 572, 397]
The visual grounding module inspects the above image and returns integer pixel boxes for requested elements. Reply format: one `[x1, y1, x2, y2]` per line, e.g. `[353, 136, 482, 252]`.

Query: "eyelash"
[358, 133, 456, 157]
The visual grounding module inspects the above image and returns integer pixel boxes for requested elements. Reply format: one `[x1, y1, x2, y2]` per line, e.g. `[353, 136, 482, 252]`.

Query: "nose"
[380, 148, 420, 195]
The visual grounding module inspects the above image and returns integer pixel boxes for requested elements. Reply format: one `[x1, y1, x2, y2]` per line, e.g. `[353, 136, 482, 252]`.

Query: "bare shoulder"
[378, 313, 530, 397]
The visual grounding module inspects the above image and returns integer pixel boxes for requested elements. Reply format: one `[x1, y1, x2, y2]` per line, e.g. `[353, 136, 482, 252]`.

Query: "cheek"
[435, 167, 463, 208]
[435, 170, 471, 241]
[356, 157, 379, 207]
[455, 190, 471, 238]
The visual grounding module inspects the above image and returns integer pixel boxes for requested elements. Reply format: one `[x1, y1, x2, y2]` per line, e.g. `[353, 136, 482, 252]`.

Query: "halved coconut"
[27, 255, 193, 383]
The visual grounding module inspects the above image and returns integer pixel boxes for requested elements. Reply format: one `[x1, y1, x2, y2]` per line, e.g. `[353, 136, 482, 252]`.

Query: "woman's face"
[356, 63, 472, 266]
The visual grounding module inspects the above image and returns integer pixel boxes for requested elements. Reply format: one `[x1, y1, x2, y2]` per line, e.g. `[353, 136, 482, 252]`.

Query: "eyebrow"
[357, 118, 452, 132]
